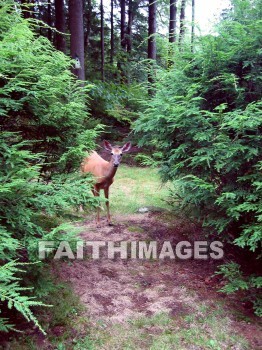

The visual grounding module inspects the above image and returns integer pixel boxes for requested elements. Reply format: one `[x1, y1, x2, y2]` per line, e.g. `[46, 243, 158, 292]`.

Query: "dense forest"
[0, 0, 261, 348]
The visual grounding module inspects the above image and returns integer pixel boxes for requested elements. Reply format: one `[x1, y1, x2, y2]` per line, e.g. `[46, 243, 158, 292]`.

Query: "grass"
[78, 306, 249, 350]
[9, 305, 249, 350]
[7, 166, 254, 350]
[100, 165, 171, 214]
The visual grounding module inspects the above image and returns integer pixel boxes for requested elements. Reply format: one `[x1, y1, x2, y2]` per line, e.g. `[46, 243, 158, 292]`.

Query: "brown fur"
[81, 151, 116, 188]
[81, 141, 131, 226]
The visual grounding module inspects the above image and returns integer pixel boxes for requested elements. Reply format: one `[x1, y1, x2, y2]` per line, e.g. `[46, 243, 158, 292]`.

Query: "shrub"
[0, 1, 100, 331]
[0, 2, 100, 172]
[88, 81, 144, 128]
[134, 0, 262, 312]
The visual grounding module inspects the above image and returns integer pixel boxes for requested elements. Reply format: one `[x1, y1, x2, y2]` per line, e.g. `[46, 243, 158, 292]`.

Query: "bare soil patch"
[54, 212, 262, 349]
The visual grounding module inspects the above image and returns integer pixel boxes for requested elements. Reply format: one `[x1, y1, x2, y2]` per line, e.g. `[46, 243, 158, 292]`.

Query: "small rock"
[138, 207, 149, 213]
[137, 206, 167, 213]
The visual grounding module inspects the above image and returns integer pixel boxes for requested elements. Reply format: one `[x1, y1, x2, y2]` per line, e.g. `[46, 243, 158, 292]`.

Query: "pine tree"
[169, 0, 177, 43]
[179, 0, 186, 46]
[55, 0, 66, 52]
[69, 0, 85, 80]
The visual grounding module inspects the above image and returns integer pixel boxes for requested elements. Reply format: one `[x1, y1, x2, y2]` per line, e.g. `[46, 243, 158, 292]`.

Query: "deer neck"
[104, 158, 118, 180]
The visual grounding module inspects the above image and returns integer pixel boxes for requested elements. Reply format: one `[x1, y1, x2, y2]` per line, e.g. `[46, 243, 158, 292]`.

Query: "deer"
[81, 140, 132, 227]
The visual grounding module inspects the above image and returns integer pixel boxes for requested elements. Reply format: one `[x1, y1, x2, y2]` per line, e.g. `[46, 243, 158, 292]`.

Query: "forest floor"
[6, 166, 262, 350]
[52, 166, 261, 350]
[54, 212, 261, 350]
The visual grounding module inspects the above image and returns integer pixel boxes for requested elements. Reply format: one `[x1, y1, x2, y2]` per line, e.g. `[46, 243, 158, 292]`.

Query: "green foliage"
[0, 131, 97, 331]
[0, 260, 50, 334]
[88, 81, 145, 128]
[216, 262, 262, 316]
[73, 336, 96, 350]
[134, 0, 262, 309]
[0, 2, 100, 172]
[200, 2, 262, 109]
[134, 152, 163, 167]
[134, 0, 262, 250]
[135, 73, 262, 252]
[0, 2, 99, 332]
[217, 263, 250, 293]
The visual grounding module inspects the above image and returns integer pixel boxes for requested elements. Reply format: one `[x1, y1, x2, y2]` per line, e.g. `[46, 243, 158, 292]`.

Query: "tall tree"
[55, 0, 66, 53]
[127, 0, 142, 54]
[101, 0, 105, 81]
[69, 0, 85, 80]
[110, 0, 114, 63]
[120, 0, 126, 50]
[127, 0, 133, 53]
[168, 0, 177, 67]
[47, 1, 52, 42]
[148, 0, 157, 60]
[84, 0, 92, 51]
[169, 0, 177, 43]
[148, 0, 157, 90]
[191, 0, 195, 52]
[178, 0, 186, 46]
[118, 0, 128, 82]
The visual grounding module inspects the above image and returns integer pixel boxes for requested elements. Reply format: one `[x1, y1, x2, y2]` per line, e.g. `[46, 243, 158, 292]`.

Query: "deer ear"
[121, 142, 132, 153]
[103, 140, 112, 152]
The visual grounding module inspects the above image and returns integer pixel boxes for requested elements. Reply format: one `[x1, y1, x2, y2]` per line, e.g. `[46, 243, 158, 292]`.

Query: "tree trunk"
[178, 0, 186, 47]
[47, 1, 52, 42]
[69, 0, 85, 80]
[101, 0, 105, 81]
[148, 0, 157, 60]
[191, 0, 195, 53]
[110, 0, 114, 63]
[84, 0, 92, 51]
[127, 0, 133, 53]
[55, 0, 66, 53]
[120, 0, 126, 50]
[148, 0, 157, 92]
[169, 0, 177, 43]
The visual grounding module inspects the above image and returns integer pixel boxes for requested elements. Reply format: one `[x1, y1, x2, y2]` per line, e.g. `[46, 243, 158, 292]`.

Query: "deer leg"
[104, 187, 112, 226]
[93, 185, 101, 227]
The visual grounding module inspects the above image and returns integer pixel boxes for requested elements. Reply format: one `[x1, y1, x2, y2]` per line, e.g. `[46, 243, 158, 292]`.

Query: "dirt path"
[55, 213, 261, 349]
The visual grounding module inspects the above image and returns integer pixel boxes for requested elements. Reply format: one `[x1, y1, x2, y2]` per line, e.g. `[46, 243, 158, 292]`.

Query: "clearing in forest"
[54, 166, 261, 350]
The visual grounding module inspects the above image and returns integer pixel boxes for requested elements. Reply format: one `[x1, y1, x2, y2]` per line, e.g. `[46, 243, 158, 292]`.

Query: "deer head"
[103, 140, 132, 168]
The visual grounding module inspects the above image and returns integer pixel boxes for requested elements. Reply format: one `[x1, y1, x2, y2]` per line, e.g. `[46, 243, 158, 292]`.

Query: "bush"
[134, 0, 262, 311]
[135, 84, 262, 251]
[216, 262, 262, 317]
[88, 81, 145, 127]
[0, 2, 100, 332]
[0, 2, 100, 172]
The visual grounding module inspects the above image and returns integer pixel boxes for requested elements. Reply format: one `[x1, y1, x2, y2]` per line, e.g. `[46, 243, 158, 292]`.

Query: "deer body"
[82, 151, 116, 188]
[81, 141, 131, 226]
